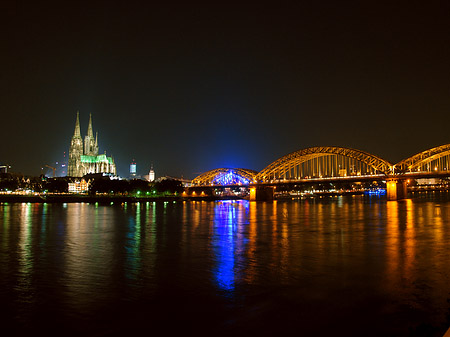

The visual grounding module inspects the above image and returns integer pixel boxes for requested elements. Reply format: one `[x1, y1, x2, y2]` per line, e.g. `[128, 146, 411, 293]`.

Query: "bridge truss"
[191, 144, 450, 187]
[191, 168, 258, 186]
[255, 146, 393, 182]
[395, 144, 450, 173]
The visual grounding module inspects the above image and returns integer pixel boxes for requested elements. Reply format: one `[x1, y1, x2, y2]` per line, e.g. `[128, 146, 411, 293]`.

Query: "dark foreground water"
[2, 193, 450, 336]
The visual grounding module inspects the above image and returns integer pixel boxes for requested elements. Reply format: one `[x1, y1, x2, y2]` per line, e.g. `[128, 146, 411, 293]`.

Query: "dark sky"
[2, 1, 450, 179]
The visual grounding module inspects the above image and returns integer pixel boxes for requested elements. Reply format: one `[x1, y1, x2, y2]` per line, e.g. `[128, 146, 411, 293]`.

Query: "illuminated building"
[0, 165, 11, 173]
[68, 178, 89, 193]
[68, 112, 116, 177]
[130, 160, 136, 178]
[149, 165, 155, 182]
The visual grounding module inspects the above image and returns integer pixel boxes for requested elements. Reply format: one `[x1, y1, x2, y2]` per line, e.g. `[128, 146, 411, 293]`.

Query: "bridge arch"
[255, 146, 393, 182]
[395, 144, 450, 172]
[192, 168, 258, 186]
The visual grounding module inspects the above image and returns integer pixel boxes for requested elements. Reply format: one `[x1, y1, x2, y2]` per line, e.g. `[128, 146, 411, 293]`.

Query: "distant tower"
[68, 111, 84, 176]
[149, 165, 155, 182]
[130, 159, 137, 178]
[84, 113, 98, 156]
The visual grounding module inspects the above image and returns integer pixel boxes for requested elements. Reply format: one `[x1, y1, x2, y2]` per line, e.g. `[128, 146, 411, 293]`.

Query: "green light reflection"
[17, 203, 34, 304]
[1, 204, 10, 252]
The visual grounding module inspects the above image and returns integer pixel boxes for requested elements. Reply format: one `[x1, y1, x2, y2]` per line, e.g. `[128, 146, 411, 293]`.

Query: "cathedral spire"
[73, 111, 81, 138]
[87, 113, 94, 138]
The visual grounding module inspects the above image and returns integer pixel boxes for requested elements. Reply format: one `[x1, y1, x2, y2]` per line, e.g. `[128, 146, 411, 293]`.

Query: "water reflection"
[17, 203, 34, 305]
[212, 200, 249, 293]
[126, 203, 141, 283]
[2, 196, 450, 336]
[1, 204, 10, 252]
[385, 200, 400, 288]
[64, 203, 108, 312]
[39, 203, 48, 249]
[246, 200, 258, 284]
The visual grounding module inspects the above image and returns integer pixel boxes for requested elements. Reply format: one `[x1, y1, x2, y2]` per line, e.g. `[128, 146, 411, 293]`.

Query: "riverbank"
[2, 188, 448, 203]
[0, 194, 246, 203]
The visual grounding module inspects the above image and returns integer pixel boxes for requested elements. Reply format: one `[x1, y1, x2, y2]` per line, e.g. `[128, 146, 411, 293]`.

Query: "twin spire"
[73, 111, 96, 139]
[68, 111, 116, 177]
[73, 111, 81, 138]
[87, 113, 94, 139]
[72, 111, 99, 154]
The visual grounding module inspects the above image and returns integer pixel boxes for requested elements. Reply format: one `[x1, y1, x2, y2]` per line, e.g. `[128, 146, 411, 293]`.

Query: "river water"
[2, 193, 450, 336]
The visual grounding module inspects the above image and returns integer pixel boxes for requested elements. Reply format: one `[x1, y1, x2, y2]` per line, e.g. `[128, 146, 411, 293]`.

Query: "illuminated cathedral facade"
[68, 112, 116, 177]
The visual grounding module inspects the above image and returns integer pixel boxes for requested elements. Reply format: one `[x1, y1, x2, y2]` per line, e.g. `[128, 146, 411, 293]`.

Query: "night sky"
[2, 2, 450, 179]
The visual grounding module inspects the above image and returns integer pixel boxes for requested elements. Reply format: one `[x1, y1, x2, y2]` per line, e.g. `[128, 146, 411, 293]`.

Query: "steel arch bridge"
[255, 146, 393, 182]
[191, 168, 258, 186]
[190, 144, 450, 187]
[395, 144, 450, 173]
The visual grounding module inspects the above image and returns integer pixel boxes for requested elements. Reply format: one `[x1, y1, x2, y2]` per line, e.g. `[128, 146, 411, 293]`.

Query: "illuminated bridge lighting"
[191, 144, 450, 187]
[212, 170, 251, 186]
[192, 168, 258, 186]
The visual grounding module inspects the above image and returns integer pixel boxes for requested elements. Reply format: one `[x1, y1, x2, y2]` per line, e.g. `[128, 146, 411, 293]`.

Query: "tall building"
[149, 165, 155, 182]
[68, 112, 116, 177]
[130, 160, 136, 178]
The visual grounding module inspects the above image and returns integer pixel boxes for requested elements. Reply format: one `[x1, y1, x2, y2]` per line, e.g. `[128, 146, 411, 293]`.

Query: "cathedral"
[68, 112, 117, 177]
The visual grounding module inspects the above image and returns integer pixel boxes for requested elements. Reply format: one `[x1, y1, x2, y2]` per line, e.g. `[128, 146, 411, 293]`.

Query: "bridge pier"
[386, 179, 407, 201]
[250, 186, 274, 201]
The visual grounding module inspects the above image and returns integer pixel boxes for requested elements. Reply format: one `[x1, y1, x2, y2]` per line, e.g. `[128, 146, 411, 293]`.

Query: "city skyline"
[2, 3, 450, 178]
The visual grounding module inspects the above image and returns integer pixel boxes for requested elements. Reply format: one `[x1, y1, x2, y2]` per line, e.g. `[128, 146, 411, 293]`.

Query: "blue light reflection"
[212, 200, 249, 294]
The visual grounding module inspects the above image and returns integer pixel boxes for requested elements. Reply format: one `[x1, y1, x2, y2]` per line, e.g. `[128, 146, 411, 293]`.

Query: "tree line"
[0, 173, 184, 195]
